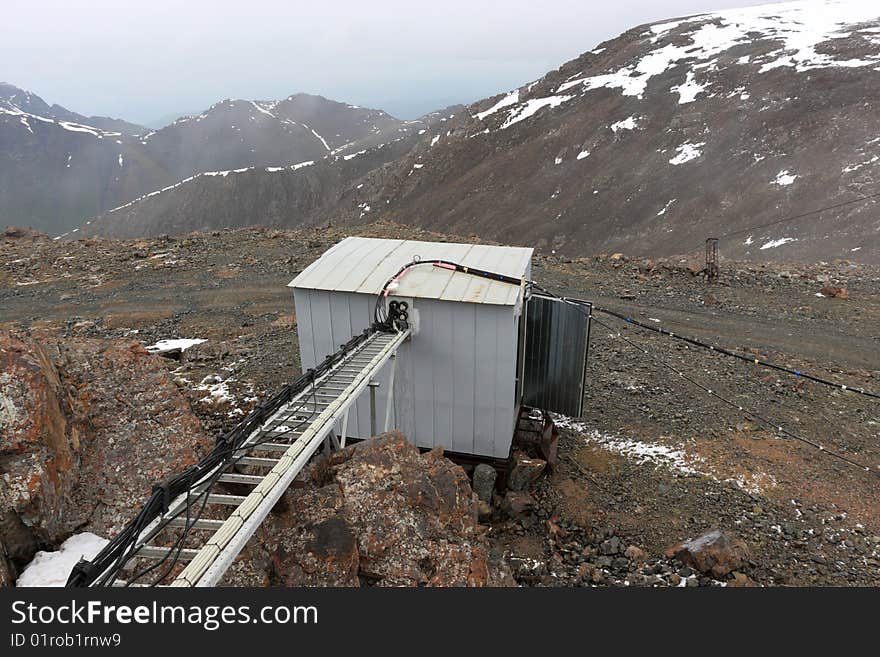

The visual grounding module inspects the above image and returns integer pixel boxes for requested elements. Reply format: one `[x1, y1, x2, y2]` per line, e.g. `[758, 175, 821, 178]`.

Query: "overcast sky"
[4, 0, 774, 125]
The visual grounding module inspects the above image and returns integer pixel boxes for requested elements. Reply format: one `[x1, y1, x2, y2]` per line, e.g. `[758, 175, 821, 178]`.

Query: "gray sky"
[4, 0, 773, 125]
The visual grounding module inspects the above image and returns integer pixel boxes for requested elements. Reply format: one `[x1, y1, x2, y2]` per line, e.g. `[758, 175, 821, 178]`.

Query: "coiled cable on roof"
[372, 257, 524, 328]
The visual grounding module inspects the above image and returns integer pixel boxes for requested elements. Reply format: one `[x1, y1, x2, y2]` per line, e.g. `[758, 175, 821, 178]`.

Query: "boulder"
[225, 433, 512, 587]
[3, 226, 48, 242]
[599, 536, 621, 556]
[472, 463, 497, 502]
[501, 491, 536, 519]
[624, 545, 647, 562]
[267, 484, 360, 587]
[0, 330, 211, 584]
[819, 286, 849, 299]
[38, 336, 213, 538]
[665, 530, 749, 578]
[507, 451, 547, 491]
[728, 571, 757, 587]
[0, 333, 84, 544]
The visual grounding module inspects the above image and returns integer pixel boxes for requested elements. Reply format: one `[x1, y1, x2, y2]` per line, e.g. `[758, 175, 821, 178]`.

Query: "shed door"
[521, 294, 591, 417]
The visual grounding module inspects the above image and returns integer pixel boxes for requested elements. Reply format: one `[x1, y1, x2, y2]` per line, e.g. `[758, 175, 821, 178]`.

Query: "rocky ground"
[2, 223, 878, 586]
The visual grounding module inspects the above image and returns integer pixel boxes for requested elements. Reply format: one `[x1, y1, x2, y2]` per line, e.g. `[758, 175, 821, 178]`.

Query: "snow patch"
[195, 375, 233, 405]
[669, 142, 705, 165]
[611, 116, 638, 132]
[672, 70, 706, 104]
[145, 338, 206, 354]
[248, 100, 276, 119]
[553, 414, 702, 475]
[760, 237, 798, 249]
[476, 90, 520, 121]
[500, 95, 573, 129]
[558, 2, 880, 103]
[773, 170, 798, 186]
[657, 199, 676, 216]
[17, 533, 108, 587]
[843, 154, 879, 172]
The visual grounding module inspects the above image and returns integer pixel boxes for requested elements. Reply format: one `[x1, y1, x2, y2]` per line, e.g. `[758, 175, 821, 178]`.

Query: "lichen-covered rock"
[0, 330, 211, 584]
[0, 333, 84, 543]
[224, 433, 513, 587]
[44, 337, 212, 537]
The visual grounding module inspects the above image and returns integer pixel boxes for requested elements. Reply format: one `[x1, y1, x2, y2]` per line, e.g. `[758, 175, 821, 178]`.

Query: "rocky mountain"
[78, 0, 880, 263]
[1, 85, 411, 235]
[0, 83, 146, 135]
[76, 106, 460, 238]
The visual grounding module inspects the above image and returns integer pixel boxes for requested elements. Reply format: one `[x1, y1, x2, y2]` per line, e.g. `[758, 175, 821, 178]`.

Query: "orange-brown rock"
[819, 286, 850, 300]
[0, 330, 211, 584]
[224, 433, 513, 587]
[1, 332, 84, 540]
[665, 530, 750, 578]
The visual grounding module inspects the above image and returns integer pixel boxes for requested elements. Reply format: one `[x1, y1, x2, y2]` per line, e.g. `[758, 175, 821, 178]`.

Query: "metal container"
[289, 236, 533, 458]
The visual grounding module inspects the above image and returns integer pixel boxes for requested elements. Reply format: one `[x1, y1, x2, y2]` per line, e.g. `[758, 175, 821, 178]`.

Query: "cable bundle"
[372, 257, 523, 328]
[67, 327, 378, 587]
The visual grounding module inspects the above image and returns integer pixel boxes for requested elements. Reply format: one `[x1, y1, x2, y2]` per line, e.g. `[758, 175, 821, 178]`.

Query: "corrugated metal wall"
[293, 289, 518, 457]
[521, 295, 591, 417]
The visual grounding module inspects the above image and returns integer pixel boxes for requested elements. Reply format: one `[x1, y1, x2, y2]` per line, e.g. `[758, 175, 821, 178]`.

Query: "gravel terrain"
[2, 223, 878, 586]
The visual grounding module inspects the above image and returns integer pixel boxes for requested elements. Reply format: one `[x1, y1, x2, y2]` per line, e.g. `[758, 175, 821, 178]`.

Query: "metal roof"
[288, 237, 533, 305]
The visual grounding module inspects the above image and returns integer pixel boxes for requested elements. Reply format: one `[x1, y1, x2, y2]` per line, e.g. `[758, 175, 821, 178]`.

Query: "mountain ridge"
[9, 0, 880, 264]
[0, 85, 416, 235]
[76, 0, 880, 263]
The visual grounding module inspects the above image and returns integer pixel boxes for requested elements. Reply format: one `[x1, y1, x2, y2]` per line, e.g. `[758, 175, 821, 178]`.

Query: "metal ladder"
[98, 328, 410, 587]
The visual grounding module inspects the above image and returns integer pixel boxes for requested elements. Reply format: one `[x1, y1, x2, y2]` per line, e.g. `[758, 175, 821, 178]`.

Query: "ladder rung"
[166, 517, 226, 530]
[135, 545, 200, 561]
[235, 456, 280, 467]
[217, 473, 265, 485]
[206, 493, 248, 505]
[265, 429, 304, 438]
[274, 413, 317, 422]
[111, 579, 154, 587]
[250, 442, 298, 453]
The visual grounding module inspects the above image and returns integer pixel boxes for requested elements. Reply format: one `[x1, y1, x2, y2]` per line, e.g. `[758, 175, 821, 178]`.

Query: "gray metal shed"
[289, 236, 533, 458]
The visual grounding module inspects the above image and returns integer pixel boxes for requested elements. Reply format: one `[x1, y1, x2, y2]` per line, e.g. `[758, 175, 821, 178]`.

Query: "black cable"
[69, 326, 380, 587]
[593, 306, 880, 401]
[372, 257, 523, 327]
[128, 349, 343, 586]
[715, 189, 880, 242]
[590, 313, 880, 477]
[530, 282, 879, 479]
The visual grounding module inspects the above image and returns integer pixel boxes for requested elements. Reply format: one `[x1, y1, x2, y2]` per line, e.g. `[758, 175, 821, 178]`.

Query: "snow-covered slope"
[0, 87, 411, 235]
[0, 82, 146, 135]
[65, 1, 880, 262]
[369, 0, 880, 262]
